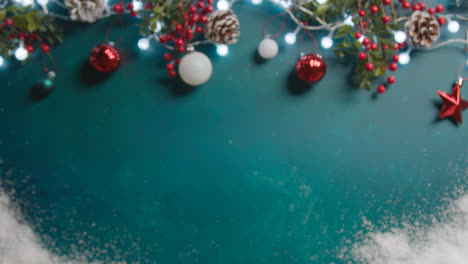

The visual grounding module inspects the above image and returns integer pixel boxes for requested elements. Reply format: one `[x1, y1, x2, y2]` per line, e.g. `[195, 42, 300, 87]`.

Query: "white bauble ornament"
[178, 51, 213, 86]
[258, 38, 278, 59]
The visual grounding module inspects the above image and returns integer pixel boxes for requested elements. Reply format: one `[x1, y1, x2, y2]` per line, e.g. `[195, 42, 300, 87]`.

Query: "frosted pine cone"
[64, 0, 106, 23]
[405, 11, 440, 47]
[204, 10, 240, 45]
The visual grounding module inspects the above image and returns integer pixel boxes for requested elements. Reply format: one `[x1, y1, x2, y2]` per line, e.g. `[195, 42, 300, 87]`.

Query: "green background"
[1, 1, 468, 263]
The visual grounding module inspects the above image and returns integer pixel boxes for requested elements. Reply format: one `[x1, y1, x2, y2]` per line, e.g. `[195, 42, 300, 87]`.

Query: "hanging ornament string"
[262, 11, 288, 39]
[41, 52, 57, 74]
[105, 14, 124, 45]
[297, 25, 318, 54]
[457, 61, 468, 81]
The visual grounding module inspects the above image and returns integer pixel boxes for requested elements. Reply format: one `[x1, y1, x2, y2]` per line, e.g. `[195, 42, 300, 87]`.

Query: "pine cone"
[64, 0, 106, 23]
[405, 11, 440, 47]
[204, 10, 240, 45]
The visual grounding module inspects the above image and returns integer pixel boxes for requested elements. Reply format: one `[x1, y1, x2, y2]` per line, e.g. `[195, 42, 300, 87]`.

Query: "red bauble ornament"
[89, 44, 121, 73]
[438, 79, 468, 124]
[295, 54, 326, 83]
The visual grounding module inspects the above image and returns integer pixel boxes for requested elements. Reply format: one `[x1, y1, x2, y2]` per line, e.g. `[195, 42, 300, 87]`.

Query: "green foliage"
[139, 0, 189, 36]
[0, 5, 62, 58]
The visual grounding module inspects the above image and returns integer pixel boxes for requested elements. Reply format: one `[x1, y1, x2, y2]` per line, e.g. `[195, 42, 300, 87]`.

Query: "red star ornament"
[438, 79, 468, 124]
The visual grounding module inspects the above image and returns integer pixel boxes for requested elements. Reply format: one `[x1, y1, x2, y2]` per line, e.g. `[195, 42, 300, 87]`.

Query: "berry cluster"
[159, 0, 214, 78]
[352, 0, 446, 94]
[1, 18, 51, 54]
[398, 1, 446, 25]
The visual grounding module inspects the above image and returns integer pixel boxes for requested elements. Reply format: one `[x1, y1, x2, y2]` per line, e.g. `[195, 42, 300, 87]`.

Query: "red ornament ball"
[89, 44, 121, 73]
[295, 54, 326, 83]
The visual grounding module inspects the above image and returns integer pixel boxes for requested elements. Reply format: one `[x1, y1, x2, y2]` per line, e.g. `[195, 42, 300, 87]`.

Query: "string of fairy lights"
[1, 0, 468, 69]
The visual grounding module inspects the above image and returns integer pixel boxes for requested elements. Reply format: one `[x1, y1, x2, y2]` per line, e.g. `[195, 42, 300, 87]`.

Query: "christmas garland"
[0, 0, 466, 94]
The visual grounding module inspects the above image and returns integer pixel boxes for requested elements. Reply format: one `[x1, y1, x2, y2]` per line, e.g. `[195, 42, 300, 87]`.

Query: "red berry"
[435, 4, 444, 13]
[359, 10, 366, 17]
[428, 8, 435, 15]
[377, 85, 386, 94]
[392, 43, 399, 50]
[365, 62, 374, 71]
[113, 4, 124, 13]
[29, 33, 36, 41]
[399, 42, 406, 49]
[186, 33, 194, 40]
[175, 38, 184, 46]
[176, 58, 181, 64]
[182, 12, 189, 20]
[130, 11, 137, 17]
[26, 44, 34, 53]
[382, 15, 391, 24]
[387, 76, 396, 84]
[159, 35, 167, 43]
[383, 0, 391, 5]
[419, 2, 426, 10]
[361, 21, 368, 28]
[197, 1, 204, 8]
[167, 35, 175, 42]
[190, 14, 199, 24]
[178, 46, 185, 53]
[175, 24, 183, 32]
[355, 32, 362, 39]
[18, 32, 26, 40]
[166, 63, 174, 71]
[200, 15, 208, 23]
[402, 1, 410, 9]
[392, 54, 399, 62]
[195, 26, 203, 34]
[5, 18, 13, 26]
[204, 5, 213, 13]
[370, 5, 379, 14]
[163, 53, 172, 61]
[186, 28, 193, 35]
[126, 2, 133, 10]
[358, 52, 366, 60]
[169, 70, 177, 78]
[40, 43, 50, 53]
[438, 17, 446, 25]
[177, 2, 183, 9]
[382, 44, 389, 49]
[145, 2, 152, 9]
[365, 44, 371, 50]
[207, 0, 213, 4]
[370, 43, 378, 50]
[189, 5, 197, 13]
[8, 34, 14, 40]
[388, 62, 398, 71]
[412, 4, 421, 11]
[362, 37, 370, 45]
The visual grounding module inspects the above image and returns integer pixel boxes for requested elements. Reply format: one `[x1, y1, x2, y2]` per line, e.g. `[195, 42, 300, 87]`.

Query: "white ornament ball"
[258, 38, 278, 59]
[178, 51, 213, 86]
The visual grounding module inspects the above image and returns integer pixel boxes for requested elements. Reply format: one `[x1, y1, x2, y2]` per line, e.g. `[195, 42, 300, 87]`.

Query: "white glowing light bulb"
[15, 46, 28, 61]
[448, 20, 460, 33]
[0, 56, 4, 67]
[316, 0, 327, 4]
[358, 35, 365, 43]
[344, 16, 354, 26]
[132, 0, 143, 11]
[216, 44, 229, 56]
[280, 0, 291, 8]
[284, 33, 296, 45]
[15, 0, 34, 6]
[321, 36, 333, 49]
[399, 52, 410, 65]
[138, 38, 150, 50]
[394, 31, 407, 44]
[217, 0, 229, 10]
[37, 0, 48, 5]
[155, 21, 162, 32]
[251, 0, 262, 4]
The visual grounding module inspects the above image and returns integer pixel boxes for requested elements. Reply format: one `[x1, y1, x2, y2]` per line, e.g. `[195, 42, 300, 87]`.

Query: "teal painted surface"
[1, 2, 468, 263]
